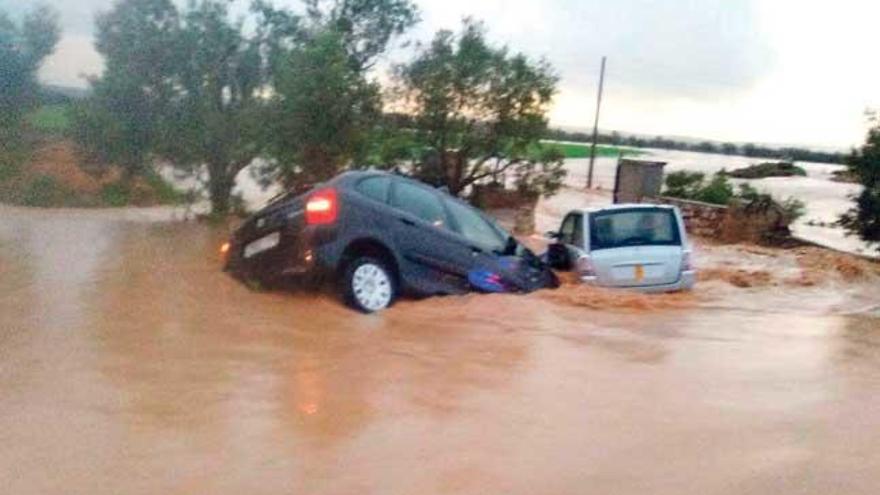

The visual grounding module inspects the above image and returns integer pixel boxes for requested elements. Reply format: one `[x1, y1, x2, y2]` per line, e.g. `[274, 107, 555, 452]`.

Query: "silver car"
[547, 204, 695, 292]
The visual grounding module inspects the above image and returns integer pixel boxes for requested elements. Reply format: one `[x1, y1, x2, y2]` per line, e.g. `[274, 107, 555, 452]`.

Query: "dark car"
[222, 171, 558, 312]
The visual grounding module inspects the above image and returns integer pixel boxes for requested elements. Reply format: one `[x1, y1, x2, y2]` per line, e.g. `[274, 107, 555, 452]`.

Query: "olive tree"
[394, 19, 565, 198]
[72, 0, 180, 179]
[75, 0, 266, 215]
[256, 0, 418, 189]
[160, 0, 266, 216]
[0, 5, 59, 158]
[840, 114, 880, 251]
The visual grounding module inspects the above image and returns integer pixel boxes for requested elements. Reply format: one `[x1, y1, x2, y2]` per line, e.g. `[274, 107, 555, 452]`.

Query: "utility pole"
[586, 56, 607, 189]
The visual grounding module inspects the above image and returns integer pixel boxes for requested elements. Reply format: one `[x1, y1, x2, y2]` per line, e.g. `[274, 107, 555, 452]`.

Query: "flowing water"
[1, 205, 879, 494]
[560, 148, 873, 257]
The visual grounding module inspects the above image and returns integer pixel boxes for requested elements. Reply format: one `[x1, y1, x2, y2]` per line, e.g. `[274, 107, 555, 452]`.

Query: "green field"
[27, 104, 72, 134]
[540, 141, 643, 159]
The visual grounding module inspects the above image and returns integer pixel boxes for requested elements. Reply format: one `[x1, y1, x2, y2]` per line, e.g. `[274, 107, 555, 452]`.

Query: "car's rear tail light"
[575, 254, 595, 277]
[681, 250, 694, 271]
[305, 188, 338, 225]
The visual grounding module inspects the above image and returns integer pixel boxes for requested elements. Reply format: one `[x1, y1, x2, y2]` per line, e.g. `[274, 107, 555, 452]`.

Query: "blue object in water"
[467, 269, 507, 293]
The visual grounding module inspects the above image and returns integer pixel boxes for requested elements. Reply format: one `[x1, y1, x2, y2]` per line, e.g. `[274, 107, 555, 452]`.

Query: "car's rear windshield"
[589, 208, 681, 251]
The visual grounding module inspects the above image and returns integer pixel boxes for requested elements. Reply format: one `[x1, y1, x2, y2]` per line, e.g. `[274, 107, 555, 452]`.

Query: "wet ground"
[2, 205, 880, 494]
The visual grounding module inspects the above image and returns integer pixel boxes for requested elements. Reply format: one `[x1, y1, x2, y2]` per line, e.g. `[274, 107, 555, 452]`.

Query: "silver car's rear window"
[589, 208, 682, 251]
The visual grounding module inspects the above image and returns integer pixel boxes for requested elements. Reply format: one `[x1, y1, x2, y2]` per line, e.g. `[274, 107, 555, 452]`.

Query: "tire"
[342, 256, 396, 313]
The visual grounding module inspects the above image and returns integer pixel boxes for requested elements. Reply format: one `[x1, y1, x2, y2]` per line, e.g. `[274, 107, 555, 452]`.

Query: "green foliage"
[664, 171, 735, 206]
[364, 125, 422, 169]
[72, 0, 180, 179]
[394, 19, 564, 198]
[100, 182, 131, 207]
[0, 4, 60, 150]
[840, 116, 880, 250]
[543, 129, 846, 164]
[726, 161, 807, 179]
[780, 197, 806, 221]
[664, 172, 805, 222]
[74, 0, 266, 215]
[267, 28, 381, 188]
[160, 0, 267, 215]
[663, 171, 705, 199]
[694, 173, 735, 205]
[21, 175, 75, 207]
[535, 142, 640, 160]
[663, 171, 734, 205]
[98, 174, 184, 207]
[142, 171, 185, 204]
[255, 0, 417, 189]
[303, 0, 419, 70]
[736, 183, 805, 221]
[27, 104, 71, 134]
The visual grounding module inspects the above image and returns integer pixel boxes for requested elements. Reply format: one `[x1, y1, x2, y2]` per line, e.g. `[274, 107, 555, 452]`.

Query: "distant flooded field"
[558, 148, 871, 257]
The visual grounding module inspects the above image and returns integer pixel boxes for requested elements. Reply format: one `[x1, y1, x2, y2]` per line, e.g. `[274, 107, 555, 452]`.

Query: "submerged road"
[1, 206, 879, 494]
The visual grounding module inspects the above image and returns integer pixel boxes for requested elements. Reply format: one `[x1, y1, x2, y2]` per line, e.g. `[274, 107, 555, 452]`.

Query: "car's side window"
[559, 213, 584, 247]
[356, 177, 391, 204]
[445, 198, 505, 251]
[391, 181, 448, 228]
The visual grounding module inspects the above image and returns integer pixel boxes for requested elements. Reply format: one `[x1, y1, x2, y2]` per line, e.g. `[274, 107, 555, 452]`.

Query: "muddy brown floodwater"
[2, 205, 880, 495]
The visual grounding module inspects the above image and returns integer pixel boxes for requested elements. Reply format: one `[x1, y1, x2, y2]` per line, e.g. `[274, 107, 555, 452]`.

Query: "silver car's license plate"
[244, 232, 280, 258]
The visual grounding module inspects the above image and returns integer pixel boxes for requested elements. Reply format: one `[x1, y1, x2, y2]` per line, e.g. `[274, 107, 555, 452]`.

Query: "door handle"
[399, 217, 416, 226]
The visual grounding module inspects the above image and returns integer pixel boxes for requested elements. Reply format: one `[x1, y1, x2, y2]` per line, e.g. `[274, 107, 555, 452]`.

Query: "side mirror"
[545, 230, 561, 240]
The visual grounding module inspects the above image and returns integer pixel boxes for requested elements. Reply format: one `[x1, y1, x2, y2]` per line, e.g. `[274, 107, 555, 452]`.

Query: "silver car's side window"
[559, 213, 584, 248]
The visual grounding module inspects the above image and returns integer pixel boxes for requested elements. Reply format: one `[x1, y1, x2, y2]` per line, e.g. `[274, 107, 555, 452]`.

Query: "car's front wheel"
[342, 256, 396, 313]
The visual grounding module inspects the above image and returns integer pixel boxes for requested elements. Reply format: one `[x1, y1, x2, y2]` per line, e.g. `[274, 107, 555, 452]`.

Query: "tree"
[0, 4, 59, 154]
[160, 0, 266, 215]
[256, 0, 418, 189]
[721, 142, 738, 155]
[840, 116, 880, 251]
[267, 29, 381, 189]
[74, 0, 267, 215]
[394, 19, 564, 197]
[72, 0, 180, 179]
[303, 0, 419, 70]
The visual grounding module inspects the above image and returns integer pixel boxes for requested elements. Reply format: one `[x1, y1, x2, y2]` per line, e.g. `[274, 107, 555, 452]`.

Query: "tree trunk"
[208, 166, 234, 217]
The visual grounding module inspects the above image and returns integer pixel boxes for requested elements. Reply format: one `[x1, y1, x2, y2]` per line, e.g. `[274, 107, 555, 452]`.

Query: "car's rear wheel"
[342, 256, 396, 313]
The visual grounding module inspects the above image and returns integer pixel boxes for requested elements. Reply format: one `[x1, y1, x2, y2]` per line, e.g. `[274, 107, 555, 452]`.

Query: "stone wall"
[649, 196, 729, 238]
[649, 195, 796, 244]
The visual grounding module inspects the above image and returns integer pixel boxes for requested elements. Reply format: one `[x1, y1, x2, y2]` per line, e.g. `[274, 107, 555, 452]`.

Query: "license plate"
[244, 232, 280, 258]
[634, 264, 645, 282]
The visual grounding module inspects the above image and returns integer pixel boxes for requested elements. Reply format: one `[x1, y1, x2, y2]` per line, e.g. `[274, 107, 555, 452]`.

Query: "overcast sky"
[4, 0, 879, 149]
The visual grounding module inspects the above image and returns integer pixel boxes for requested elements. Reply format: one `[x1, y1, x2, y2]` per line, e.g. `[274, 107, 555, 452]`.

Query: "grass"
[26, 104, 72, 134]
[538, 141, 643, 159]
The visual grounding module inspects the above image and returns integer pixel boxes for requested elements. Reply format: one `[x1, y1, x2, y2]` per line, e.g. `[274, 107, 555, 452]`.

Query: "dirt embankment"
[1, 139, 181, 208]
[28, 140, 119, 194]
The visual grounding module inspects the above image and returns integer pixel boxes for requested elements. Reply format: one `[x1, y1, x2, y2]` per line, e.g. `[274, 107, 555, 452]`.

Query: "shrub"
[100, 182, 130, 207]
[664, 171, 733, 205]
[727, 162, 807, 179]
[693, 174, 734, 205]
[663, 171, 704, 198]
[22, 175, 75, 207]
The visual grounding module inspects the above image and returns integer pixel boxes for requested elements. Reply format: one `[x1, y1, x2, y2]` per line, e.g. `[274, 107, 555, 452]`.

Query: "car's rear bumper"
[224, 227, 338, 285]
[580, 270, 696, 293]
